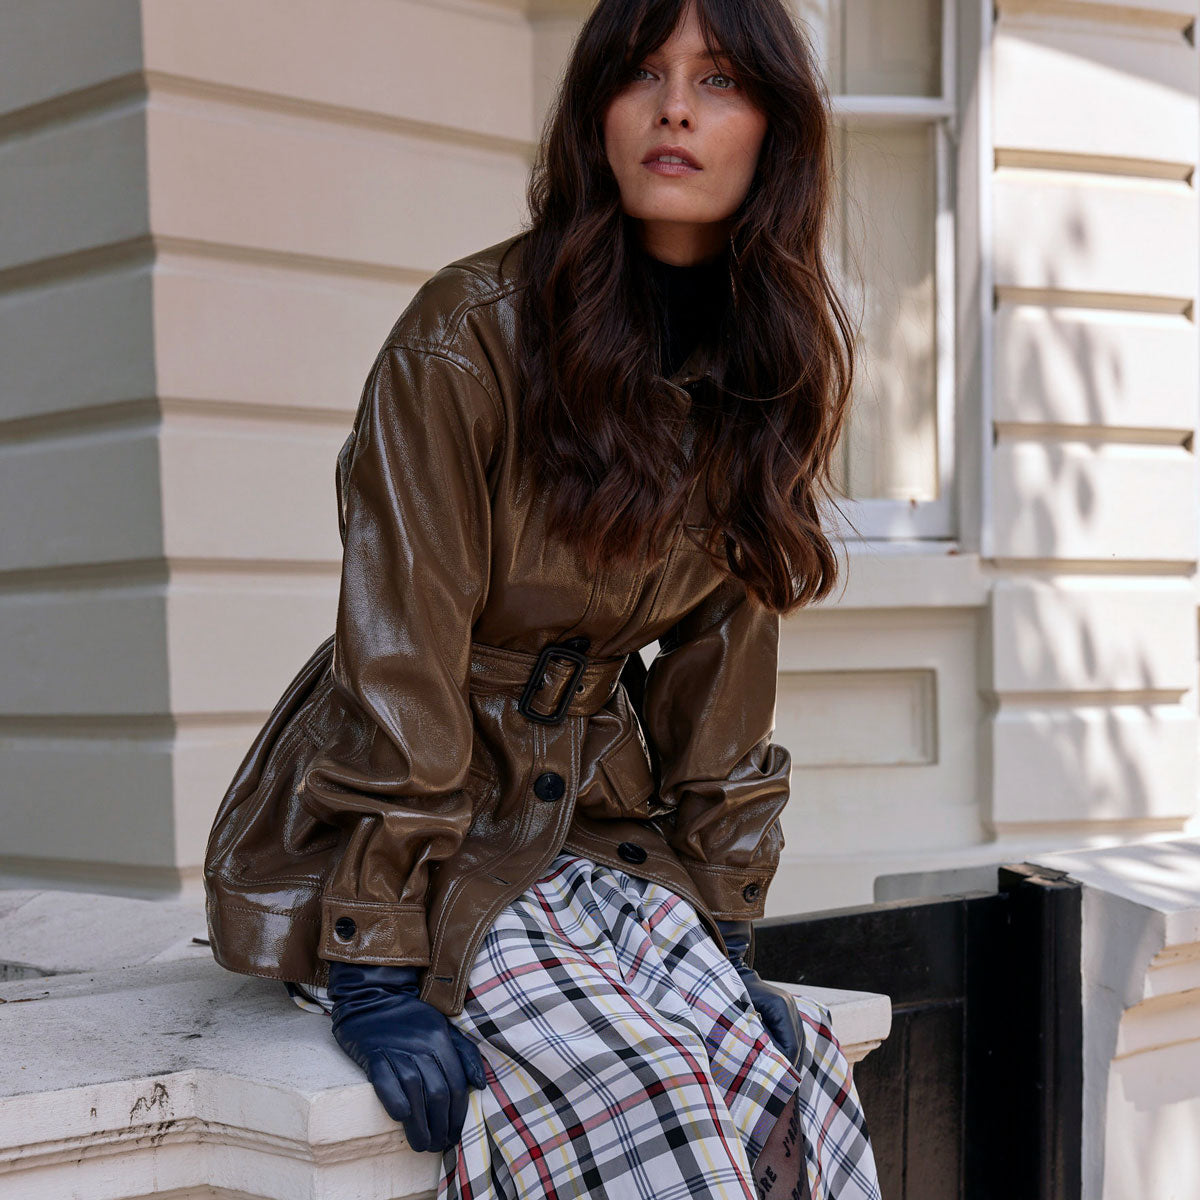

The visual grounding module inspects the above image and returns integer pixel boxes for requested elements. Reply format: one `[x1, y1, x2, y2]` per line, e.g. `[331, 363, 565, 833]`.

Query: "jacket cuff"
[317, 897, 430, 965]
[680, 859, 773, 920]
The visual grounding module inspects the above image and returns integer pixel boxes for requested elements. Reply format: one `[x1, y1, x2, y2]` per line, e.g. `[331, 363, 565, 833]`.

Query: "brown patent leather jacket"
[203, 234, 792, 1017]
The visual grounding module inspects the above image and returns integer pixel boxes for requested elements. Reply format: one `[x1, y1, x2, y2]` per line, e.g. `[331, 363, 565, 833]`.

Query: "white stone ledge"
[0, 894, 891, 1200]
[775, 982, 892, 1065]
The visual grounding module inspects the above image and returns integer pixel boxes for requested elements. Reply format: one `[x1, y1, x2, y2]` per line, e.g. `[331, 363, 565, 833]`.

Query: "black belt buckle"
[518, 643, 588, 724]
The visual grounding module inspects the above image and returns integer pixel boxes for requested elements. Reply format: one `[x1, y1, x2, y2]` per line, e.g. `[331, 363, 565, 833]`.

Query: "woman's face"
[603, 1, 767, 264]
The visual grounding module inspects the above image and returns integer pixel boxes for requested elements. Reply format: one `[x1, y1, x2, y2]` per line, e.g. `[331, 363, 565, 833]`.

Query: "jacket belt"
[468, 640, 629, 722]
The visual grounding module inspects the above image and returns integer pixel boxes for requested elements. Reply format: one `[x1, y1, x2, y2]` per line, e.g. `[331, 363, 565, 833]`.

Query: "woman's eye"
[631, 66, 655, 81]
[706, 73, 737, 90]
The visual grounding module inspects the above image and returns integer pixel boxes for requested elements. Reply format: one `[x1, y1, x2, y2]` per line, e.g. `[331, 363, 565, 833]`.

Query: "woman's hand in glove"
[715, 919, 803, 1068]
[326, 960, 487, 1152]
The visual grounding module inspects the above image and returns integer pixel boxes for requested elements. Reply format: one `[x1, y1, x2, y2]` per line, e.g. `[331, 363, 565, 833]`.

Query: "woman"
[203, 0, 879, 1196]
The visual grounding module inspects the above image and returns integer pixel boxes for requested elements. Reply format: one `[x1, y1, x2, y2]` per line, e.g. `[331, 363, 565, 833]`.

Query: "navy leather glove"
[716, 919, 803, 1068]
[326, 960, 487, 1152]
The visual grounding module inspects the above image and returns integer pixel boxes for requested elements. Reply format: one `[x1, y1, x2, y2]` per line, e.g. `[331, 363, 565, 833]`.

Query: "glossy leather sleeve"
[640, 576, 792, 919]
[303, 342, 501, 967]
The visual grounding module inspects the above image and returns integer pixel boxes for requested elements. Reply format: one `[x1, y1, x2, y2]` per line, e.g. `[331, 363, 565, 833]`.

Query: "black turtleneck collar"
[641, 245, 731, 380]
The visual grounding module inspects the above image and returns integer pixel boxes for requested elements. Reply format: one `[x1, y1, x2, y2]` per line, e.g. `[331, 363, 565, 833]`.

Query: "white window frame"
[822, 0, 959, 543]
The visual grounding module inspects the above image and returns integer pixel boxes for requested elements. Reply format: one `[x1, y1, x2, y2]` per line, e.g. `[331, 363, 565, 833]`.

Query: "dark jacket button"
[617, 842, 647, 864]
[533, 771, 565, 801]
[742, 883, 761, 903]
[563, 635, 591, 652]
[333, 916, 357, 941]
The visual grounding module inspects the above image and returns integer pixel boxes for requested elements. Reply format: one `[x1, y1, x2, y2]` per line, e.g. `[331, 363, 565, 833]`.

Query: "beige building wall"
[1, 0, 538, 892]
[776, 0, 1200, 911]
[2, 0, 1198, 911]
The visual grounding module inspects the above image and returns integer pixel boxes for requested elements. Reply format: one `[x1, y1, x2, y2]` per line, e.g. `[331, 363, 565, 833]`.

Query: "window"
[802, 0, 957, 539]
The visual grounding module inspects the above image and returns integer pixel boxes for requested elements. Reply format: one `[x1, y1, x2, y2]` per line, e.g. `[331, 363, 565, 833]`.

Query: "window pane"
[792, 0, 942, 97]
[827, 121, 939, 504]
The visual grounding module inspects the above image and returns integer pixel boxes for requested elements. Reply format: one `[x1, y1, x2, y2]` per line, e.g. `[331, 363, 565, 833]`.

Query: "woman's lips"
[642, 159, 702, 177]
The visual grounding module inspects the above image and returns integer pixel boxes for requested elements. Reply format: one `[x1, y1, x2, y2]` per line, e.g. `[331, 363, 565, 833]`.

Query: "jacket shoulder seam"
[415, 272, 525, 348]
[383, 338, 506, 429]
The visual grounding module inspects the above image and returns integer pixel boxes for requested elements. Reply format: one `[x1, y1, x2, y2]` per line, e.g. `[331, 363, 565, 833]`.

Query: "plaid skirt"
[289, 852, 881, 1200]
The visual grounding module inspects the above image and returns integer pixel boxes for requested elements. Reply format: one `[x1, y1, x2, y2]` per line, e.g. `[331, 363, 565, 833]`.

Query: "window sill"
[808, 540, 988, 610]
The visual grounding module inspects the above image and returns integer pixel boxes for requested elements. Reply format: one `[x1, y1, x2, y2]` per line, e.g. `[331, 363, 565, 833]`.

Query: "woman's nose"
[655, 80, 694, 129]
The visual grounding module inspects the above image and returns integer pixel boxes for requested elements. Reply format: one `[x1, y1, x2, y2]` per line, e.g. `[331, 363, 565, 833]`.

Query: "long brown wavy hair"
[506, 0, 857, 614]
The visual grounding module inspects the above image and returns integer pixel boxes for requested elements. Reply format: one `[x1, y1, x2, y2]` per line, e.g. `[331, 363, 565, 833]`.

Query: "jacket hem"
[559, 825, 728, 955]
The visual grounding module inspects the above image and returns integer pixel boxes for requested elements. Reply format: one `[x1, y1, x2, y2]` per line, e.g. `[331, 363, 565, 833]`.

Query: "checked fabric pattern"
[288, 851, 881, 1198]
[434, 852, 881, 1200]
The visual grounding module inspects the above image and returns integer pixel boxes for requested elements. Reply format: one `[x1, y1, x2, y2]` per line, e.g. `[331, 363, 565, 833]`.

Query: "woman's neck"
[636, 219, 732, 266]
[641, 244, 731, 379]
